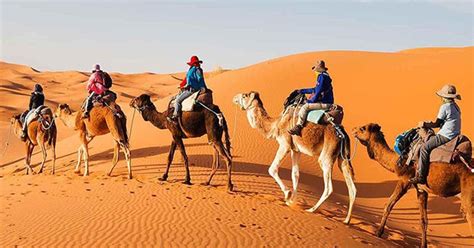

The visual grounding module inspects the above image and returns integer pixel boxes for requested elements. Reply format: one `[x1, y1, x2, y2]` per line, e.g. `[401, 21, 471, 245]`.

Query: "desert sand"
[0, 46, 473, 247]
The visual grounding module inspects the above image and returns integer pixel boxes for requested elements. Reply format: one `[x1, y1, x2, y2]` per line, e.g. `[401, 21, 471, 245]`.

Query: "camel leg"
[215, 141, 233, 192]
[416, 190, 429, 248]
[306, 154, 334, 213]
[24, 143, 35, 175]
[122, 145, 132, 179]
[375, 180, 410, 237]
[159, 141, 177, 181]
[268, 143, 290, 200]
[107, 141, 120, 176]
[38, 142, 47, 174]
[203, 146, 220, 186]
[461, 176, 474, 237]
[50, 143, 56, 175]
[82, 143, 90, 177]
[340, 159, 357, 224]
[175, 138, 191, 185]
[75, 146, 83, 173]
[286, 150, 300, 206]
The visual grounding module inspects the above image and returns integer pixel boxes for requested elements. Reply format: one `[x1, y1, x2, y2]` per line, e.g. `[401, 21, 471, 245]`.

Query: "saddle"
[80, 90, 123, 119]
[404, 128, 472, 166]
[168, 88, 213, 113]
[284, 92, 344, 125]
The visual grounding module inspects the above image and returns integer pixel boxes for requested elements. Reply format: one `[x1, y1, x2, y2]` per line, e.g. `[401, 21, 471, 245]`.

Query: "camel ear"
[369, 123, 381, 132]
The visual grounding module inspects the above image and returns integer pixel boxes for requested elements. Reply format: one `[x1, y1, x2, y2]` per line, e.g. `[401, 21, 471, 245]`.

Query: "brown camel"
[129, 94, 233, 191]
[233, 91, 356, 224]
[11, 107, 57, 174]
[353, 123, 473, 247]
[54, 103, 132, 178]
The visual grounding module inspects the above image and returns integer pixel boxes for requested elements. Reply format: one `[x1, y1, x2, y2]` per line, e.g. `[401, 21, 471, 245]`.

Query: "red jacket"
[87, 71, 106, 95]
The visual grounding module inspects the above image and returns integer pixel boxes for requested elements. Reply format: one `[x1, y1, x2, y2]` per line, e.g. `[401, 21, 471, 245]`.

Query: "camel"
[353, 123, 473, 247]
[54, 103, 132, 179]
[11, 107, 57, 174]
[129, 94, 233, 191]
[233, 91, 357, 224]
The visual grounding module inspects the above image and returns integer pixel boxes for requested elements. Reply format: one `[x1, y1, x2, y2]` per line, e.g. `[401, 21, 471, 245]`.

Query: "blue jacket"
[299, 72, 334, 104]
[185, 66, 207, 90]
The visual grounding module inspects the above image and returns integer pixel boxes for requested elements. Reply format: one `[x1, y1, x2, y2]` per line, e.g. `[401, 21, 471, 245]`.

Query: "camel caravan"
[8, 57, 473, 247]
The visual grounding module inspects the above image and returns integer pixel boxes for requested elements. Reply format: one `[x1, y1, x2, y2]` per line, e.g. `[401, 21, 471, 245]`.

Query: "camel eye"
[243, 94, 248, 98]
[360, 127, 365, 131]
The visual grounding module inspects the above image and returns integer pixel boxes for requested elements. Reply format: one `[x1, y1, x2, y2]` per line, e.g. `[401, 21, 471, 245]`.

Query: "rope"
[459, 156, 474, 173]
[196, 101, 224, 126]
[129, 108, 136, 141]
[40, 116, 56, 130]
[0, 122, 12, 160]
[339, 134, 358, 161]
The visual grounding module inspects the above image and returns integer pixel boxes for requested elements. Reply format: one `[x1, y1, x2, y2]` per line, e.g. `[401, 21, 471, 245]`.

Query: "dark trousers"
[84, 92, 97, 113]
[418, 134, 450, 179]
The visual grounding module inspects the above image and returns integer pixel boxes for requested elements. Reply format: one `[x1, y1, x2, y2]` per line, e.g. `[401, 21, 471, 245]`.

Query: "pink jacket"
[86, 71, 106, 95]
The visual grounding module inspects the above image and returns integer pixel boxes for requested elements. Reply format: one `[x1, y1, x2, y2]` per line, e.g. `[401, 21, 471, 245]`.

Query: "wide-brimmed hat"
[187, 56, 203, 66]
[312, 60, 328, 72]
[436, 84, 461, 100]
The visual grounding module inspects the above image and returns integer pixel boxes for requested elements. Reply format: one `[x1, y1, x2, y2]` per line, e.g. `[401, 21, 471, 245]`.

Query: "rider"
[83, 64, 107, 119]
[288, 60, 334, 136]
[21, 83, 45, 141]
[410, 84, 462, 185]
[170, 56, 207, 121]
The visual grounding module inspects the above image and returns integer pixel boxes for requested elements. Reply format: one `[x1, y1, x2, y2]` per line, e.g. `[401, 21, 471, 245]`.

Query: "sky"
[0, 0, 473, 73]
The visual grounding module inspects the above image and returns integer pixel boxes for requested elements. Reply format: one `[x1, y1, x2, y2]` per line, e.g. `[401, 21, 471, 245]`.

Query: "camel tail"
[338, 126, 355, 179]
[460, 175, 474, 236]
[222, 115, 232, 158]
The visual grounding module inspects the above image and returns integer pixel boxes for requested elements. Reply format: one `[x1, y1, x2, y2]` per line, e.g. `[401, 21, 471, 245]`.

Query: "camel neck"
[246, 104, 278, 139]
[368, 135, 399, 173]
[59, 112, 79, 129]
[141, 107, 167, 129]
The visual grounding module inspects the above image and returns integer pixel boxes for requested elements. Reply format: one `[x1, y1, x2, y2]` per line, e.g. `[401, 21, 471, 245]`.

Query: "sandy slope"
[0, 46, 473, 247]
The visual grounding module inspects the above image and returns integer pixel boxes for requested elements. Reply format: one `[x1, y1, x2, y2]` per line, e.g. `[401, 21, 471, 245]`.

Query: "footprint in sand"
[351, 235, 372, 245]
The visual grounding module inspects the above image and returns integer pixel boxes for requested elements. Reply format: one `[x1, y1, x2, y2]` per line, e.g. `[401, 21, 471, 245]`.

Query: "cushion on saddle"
[305, 105, 344, 125]
[169, 89, 213, 112]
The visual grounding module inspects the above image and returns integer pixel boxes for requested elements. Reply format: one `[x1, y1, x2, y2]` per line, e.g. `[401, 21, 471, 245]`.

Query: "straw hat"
[436, 84, 461, 100]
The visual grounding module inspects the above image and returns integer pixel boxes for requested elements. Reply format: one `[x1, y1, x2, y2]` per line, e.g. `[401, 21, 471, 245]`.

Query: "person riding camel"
[170, 55, 207, 121]
[83, 64, 107, 119]
[288, 60, 334, 136]
[21, 83, 45, 141]
[409, 84, 462, 185]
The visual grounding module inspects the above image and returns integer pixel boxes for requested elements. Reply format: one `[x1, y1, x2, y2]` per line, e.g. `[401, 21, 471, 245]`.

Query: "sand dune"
[0, 47, 473, 247]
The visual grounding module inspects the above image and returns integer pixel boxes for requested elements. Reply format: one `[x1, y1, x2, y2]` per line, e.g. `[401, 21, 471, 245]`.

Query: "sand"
[0, 46, 473, 247]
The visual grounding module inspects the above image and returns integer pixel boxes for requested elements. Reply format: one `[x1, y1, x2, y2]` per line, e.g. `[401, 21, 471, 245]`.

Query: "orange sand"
[0, 46, 473, 247]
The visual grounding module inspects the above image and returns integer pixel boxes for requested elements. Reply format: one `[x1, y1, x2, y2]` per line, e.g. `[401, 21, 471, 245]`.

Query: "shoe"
[167, 116, 178, 124]
[288, 124, 303, 136]
[409, 176, 426, 185]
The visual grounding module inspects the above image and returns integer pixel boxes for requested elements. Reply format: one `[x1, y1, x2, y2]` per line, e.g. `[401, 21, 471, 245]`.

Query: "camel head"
[352, 123, 383, 145]
[55, 104, 73, 119]
[130, 94, 156, 112]
[10, 114, 22, 137]
[232, 91, 262, 111]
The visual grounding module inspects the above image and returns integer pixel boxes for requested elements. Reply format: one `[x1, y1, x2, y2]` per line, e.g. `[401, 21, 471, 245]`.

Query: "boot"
[20, 130, 27, 142]
[288, 124, 303, 136]
[81, 111, 90, 119]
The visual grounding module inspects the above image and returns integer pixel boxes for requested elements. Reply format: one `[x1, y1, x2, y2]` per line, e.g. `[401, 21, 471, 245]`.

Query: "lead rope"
[196, 101, 224, 126]
[459, 156, 474, 173]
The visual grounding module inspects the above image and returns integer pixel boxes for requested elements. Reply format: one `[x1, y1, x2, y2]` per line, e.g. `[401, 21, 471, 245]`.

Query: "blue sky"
[1, 0, 473, 73]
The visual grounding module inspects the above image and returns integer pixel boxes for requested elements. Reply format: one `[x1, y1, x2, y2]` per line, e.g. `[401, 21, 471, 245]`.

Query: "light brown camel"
[353, 123, 473, 247]
[233, 91, 356, 224]
[54, 103, 132, 179]
[129, 94, 233, 191]
[11, 107, 57, 174]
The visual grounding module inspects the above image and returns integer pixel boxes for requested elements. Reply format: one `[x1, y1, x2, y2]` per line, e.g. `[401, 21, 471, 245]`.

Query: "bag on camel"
[394, 128, 419, 156]
[103, 72, 113, 89]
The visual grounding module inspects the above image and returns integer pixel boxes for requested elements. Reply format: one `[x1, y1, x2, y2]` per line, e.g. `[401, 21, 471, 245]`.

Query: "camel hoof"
[201, 182, 210, 186]
[183, 180, 192, 185]
[128, 175, 133, 180]
[284, 189, 292, 202]
[343, 218, 351, 225]
[305, 208, 316, 213]
[285, 199, 295, 206]
[74, 170, 81, 174]
[158, 176, 168, 181]
[227, 184, 234, 192]
[375, 228, 384, 237]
